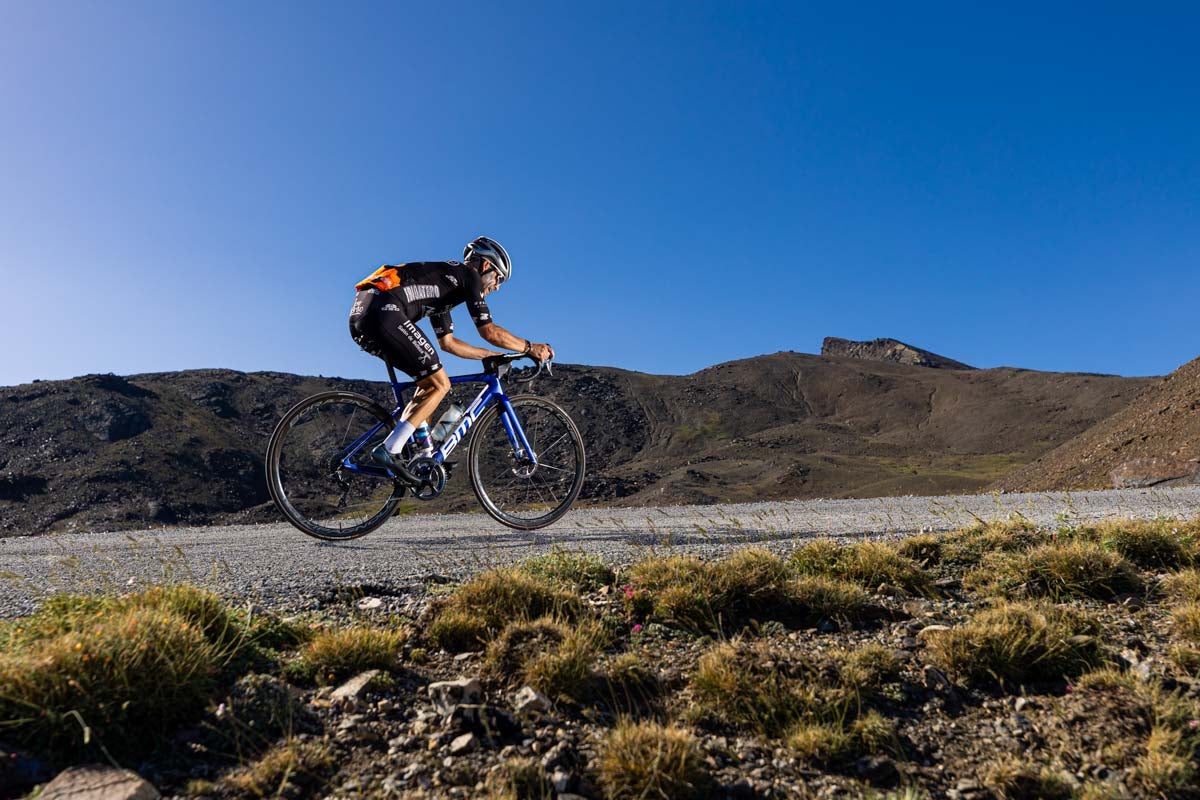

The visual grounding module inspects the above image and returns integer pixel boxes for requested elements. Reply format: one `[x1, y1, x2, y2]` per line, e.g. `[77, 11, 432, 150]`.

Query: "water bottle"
[412, 422, 434, 457]
[431, 404, 464, 443]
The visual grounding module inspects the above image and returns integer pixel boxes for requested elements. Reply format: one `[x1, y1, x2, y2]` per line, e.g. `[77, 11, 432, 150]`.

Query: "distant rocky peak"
[821, 337, 975, 370]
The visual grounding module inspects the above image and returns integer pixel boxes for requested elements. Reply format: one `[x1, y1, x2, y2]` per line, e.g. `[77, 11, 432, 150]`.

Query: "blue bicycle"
[265, 354, 586, 539]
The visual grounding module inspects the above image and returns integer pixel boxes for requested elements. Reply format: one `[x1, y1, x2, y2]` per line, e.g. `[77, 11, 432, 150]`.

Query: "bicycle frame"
[338, 365, 538, 479]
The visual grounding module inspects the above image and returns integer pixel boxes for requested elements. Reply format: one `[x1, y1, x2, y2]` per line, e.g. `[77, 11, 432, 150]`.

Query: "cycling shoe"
[369, 444, 422, 487]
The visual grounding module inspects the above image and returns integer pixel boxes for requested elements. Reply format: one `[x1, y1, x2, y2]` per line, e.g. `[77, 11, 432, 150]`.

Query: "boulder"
[427, 677, 482, 716]
[1110, 457, 1200, 489]
[36, 765, 159, 800]
[331, 670, 382, 709]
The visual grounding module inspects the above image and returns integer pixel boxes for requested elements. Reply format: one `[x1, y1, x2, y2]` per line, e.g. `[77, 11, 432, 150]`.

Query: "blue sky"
[1, 1, 1197, 387]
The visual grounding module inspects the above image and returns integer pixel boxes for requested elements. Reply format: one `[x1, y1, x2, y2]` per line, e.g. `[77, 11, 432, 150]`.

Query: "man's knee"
[418, 371, 450, 397]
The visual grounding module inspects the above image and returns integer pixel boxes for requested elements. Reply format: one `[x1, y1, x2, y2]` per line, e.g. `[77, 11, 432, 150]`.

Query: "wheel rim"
[272, 396, 399, 537]
[471, 398, 584, 527]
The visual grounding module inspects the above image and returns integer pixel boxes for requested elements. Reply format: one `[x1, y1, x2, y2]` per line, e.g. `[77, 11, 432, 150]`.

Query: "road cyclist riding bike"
[348, 236, 555, 486]
[265, 237, 585, 539]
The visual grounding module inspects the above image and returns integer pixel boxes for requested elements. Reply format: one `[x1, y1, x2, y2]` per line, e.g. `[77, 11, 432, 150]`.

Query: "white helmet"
[463, 236, 512, 284]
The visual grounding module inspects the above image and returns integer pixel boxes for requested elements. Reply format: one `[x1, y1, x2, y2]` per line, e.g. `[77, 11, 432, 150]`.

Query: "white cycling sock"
[383, 421, 416, 454]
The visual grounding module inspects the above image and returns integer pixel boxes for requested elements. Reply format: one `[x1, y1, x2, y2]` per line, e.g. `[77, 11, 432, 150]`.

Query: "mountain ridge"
[0, 350, 1152, 535]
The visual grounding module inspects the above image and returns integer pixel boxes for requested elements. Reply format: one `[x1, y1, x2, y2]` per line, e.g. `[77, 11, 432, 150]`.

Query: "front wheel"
[265, 391, 402, 541]
[468, 395, 586, 530]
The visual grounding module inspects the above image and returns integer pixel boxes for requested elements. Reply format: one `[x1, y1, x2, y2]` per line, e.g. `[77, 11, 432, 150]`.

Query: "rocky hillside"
[994, 355, 1200, 492]
[821, 337, 975, 370]
[0, 352, 1150, 535]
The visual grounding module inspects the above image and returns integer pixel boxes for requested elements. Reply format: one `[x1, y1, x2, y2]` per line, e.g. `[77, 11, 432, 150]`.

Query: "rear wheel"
[265, 391, 402, 540]
[468, 395, 586, 530]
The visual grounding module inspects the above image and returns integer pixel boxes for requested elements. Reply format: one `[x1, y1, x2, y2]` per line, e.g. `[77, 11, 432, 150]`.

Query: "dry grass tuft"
[598, 719, 712, 800]
[483, 756, 553, 800]
[964, 541, 1143, 600]
[984, 756, 1075, 800]
[0, 604, 219, 759]
[427, 569, 582, 652]
[223, 738, 335, 797]
[925, 600, 1105, 688]
[520, 548, 615, 592]
[1162, 568, 1200, 604]
[523, 620, 609, 703]
[628, 549, 872, 634]
[689, 638, 896, 743]
[1172, 603, 1200, 644]
[1071, 518, 1200, 570]
[691, 640, 824, 737]
[940, 517, 1047, 566]
[0, 584, 283, 760]
[601, 651, 663, 714]
[787, 710, 897, 766]
[485, 618, 569, 677]
[790, 540, 933, 596]
[293, 625, 407, 685]
[896, 534, 943, 566]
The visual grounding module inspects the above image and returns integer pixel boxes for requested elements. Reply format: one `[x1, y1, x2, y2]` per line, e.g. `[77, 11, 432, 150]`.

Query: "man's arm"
[477, 323, 555, 362]
[437, 333, 503, 361]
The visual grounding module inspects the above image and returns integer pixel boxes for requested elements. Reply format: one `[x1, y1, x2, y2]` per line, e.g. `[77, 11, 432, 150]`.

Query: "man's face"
[480, 263, 500, 297]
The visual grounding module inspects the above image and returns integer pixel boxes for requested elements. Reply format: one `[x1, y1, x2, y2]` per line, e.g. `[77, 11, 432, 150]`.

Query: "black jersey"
[360, 261, 494, 337]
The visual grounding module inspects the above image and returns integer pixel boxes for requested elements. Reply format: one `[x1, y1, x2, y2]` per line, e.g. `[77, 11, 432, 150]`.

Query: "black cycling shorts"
[349, 290, 443, 380]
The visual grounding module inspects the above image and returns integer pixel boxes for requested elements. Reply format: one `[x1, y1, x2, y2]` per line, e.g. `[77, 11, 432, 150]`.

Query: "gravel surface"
[3, 486, 1200, 618]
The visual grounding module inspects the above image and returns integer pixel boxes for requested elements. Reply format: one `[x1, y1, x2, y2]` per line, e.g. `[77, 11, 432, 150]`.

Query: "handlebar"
[481, 352, 554, 383]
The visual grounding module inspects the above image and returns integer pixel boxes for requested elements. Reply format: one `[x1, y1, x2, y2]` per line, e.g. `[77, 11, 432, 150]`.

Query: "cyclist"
[348, 236, 555, 485]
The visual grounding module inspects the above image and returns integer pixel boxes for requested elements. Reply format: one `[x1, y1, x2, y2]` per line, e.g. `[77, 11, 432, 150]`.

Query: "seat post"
[386, 364, 403, 407]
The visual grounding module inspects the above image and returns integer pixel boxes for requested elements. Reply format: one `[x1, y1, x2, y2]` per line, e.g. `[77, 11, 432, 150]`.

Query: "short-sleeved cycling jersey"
[349, 261, 496, 380]
[355, 261, 493, 337]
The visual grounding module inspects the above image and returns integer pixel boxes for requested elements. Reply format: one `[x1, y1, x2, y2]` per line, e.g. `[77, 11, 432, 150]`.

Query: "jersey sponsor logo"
[446, 275, 459, 287]
[477, 313, 491, 322]
[403, 285, 440, 304]
[381, 303, 401, 312]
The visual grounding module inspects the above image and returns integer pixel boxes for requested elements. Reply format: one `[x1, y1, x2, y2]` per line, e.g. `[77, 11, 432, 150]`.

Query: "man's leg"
[380, 370, 450, 454]
[404, 370, 451, 429]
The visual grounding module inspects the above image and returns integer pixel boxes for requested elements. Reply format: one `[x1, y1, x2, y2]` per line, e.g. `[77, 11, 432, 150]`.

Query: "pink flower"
[622, 584, 635, 599]
[1189, 719, 1199, 730]
[632, 624, 643, 633]
[1065, 683, 1073, 694]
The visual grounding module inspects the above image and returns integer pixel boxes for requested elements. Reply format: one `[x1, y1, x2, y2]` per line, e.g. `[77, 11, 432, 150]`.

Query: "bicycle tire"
[467, 395, 586, 530]
[265, 391, 402, 541]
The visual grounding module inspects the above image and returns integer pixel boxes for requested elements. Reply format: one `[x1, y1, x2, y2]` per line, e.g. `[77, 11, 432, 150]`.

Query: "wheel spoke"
[469, 397, 584, 528]
[269, 394, 399, 540]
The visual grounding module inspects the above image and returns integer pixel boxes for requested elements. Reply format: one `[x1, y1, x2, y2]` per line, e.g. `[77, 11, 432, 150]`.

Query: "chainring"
[408, 456, 447, 501]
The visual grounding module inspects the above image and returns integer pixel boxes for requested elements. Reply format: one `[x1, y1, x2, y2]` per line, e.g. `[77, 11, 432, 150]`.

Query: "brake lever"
[514, 358, 553, 384]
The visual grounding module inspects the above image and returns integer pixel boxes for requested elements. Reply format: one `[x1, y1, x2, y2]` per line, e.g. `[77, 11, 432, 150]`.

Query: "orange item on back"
[355, 265, 404, 292]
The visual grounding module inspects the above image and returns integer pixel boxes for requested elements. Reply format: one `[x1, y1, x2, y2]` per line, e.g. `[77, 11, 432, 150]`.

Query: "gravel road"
[3, 486, 1200, 618]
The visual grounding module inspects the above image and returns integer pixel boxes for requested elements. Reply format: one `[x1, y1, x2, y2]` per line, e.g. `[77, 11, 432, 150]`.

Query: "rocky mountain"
[821, 337, 975, 370]
[994, 355, 1200, 492]
[0, 351, 1150, 535]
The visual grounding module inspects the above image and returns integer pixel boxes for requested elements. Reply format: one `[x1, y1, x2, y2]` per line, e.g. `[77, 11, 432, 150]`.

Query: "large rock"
[1110, 457, 1200, 489]
[36, 765, 159, 800]
[821, 337, 975, 370]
